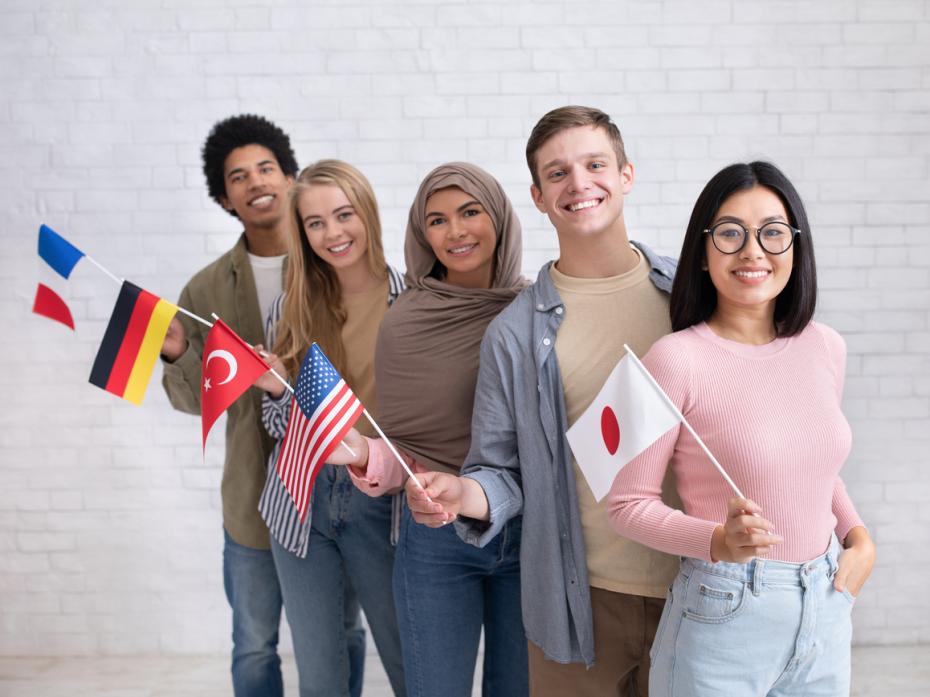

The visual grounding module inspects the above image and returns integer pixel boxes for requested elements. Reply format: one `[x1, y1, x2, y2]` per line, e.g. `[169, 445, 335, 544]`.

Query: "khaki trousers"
[528, 587, 664, 697]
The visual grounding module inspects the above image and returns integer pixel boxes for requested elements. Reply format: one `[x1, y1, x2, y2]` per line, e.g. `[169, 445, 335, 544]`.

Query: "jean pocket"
[839, 587, 857, 605]
[683, 572, 748, 624]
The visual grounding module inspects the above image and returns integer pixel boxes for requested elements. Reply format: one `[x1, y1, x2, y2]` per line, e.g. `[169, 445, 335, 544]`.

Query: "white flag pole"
[83, 255, 124, 286]
[178, 305, 213, 329]
[361, 409, 427, 492]
[81, 246, 214, 330]
[623, 344, 745, 499]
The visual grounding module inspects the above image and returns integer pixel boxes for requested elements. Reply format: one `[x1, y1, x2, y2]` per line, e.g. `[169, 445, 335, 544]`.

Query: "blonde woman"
[255, 160, 406, 697]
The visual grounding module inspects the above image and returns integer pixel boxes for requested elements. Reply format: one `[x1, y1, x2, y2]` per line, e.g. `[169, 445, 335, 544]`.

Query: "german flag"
[89, 281, 178, 405]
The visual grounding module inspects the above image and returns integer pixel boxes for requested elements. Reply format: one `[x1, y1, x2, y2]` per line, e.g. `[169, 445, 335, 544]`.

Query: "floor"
[0, 645, 926, 696]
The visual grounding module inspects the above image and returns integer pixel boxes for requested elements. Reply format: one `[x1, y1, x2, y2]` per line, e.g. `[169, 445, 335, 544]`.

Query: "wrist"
[459, 476, 490, 521]
[843, 525, 874, 552]
[710, 525, 728, 563]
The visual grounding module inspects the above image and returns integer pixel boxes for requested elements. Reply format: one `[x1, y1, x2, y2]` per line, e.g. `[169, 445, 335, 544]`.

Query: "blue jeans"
[393, 505, 527, 697]
[271, 465, 406, 697]
[650, 537, 853, 697]
[223, 529, 284, 697]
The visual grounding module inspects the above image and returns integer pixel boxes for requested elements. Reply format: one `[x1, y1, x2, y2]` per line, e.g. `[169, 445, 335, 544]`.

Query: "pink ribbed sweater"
[608, 321, 864, 563]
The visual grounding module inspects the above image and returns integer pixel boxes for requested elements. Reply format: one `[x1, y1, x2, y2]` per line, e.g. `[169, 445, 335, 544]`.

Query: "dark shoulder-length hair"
[670, 161, 817, 337]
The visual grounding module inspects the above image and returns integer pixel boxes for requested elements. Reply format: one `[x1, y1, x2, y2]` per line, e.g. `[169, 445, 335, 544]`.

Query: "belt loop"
[751, 559, 763, 596]
[827, 538, 840, 577]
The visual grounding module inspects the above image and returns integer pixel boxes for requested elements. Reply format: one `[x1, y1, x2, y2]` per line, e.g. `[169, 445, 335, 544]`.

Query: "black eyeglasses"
[703, 221, 801, 255]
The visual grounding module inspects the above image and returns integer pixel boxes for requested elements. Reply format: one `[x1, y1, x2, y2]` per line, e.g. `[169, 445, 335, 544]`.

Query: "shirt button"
[555, 307, 563, 315]
[543, 338, 551, 346]
[537, 303, 544, 310]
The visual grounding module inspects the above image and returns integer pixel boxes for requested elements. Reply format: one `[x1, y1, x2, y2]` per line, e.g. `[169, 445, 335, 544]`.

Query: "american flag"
[276, 343, 364, 520]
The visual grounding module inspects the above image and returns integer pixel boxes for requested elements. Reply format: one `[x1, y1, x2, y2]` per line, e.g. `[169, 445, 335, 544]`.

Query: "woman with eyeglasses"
[607, 161, 875, 697]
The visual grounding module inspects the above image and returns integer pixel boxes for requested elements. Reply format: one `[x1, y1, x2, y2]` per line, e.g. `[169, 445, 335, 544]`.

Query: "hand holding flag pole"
[622, 344, 745, 499]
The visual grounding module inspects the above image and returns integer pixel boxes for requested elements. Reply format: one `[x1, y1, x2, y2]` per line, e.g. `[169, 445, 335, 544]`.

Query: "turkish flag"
[200, 319, 270, 450]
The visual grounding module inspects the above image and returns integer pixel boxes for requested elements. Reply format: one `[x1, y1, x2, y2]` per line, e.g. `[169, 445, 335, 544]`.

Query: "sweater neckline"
[691, 321, 793, 358]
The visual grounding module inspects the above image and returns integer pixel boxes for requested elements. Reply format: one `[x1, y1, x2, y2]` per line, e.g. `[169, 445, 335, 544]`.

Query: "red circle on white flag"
[601, 406, 620, 456]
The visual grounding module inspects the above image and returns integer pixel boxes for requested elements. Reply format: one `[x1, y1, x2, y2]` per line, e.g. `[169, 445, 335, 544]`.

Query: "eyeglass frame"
[702, 221, 802, 256]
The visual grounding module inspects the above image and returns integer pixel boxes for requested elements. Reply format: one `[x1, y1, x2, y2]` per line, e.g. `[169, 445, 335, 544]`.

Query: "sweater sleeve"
[815, 323, 866, 540]
[348, 437, 415, 496]
[607, 335, 720, 562]
[832, 477, 865, 542]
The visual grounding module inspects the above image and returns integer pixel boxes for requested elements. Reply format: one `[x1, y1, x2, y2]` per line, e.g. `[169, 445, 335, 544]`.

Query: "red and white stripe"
[275, 380, 363, 519]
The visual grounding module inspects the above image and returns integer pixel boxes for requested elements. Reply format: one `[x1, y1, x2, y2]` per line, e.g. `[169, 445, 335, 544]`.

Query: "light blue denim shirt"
[455, 241, 677, 667]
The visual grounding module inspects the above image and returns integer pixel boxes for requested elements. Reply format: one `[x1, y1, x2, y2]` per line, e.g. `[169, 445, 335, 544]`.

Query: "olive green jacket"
[162, 234, 279, 549]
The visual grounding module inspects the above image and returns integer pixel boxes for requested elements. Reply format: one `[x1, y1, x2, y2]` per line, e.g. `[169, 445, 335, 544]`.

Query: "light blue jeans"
[649, 536, 854, 697]
[223, 529, 284, 697]
[271, 464, 406, 697]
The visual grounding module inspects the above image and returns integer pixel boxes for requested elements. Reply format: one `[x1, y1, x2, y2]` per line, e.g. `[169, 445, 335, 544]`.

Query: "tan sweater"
[551, 248, 680, 598]
[341, 278, 390, 438]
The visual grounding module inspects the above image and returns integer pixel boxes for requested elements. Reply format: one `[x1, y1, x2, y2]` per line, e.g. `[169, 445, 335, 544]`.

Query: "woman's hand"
[323, 427, 369, 469]
[252, 346, 288, 398]
[405, 472, 462, 527]
[834, 526, 875, 597]
[711, 497, 783, 563]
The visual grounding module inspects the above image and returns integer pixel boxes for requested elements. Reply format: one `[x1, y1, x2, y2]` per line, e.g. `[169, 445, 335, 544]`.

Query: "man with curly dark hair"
[159, 115, 366, 696]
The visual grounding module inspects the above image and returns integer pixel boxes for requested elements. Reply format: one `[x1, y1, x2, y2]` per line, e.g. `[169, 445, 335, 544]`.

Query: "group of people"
[158, 105, 875, 697]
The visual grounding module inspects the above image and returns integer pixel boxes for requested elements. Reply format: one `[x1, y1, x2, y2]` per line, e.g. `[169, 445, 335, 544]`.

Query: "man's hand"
[161, 317, 188, 362]
[406, 472, 462, 527]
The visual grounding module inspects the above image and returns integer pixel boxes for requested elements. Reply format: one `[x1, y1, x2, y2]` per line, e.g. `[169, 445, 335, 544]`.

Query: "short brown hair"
[525, 105, 627, 188]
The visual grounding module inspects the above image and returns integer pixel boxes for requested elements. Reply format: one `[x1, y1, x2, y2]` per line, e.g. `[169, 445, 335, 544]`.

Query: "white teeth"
[250, 195, 273, 206]
[568, 199, 600, 212]
[735, 270, 769, 278]
[448, 244, 476, 254]
[329, 242, 352, 254]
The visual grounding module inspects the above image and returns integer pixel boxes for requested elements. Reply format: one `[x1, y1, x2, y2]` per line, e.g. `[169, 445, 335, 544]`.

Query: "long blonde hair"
[273, 159, 388, 381]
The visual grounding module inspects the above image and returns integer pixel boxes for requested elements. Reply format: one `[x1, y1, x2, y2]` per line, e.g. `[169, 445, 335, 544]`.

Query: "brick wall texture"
[1, 0, 928, 655]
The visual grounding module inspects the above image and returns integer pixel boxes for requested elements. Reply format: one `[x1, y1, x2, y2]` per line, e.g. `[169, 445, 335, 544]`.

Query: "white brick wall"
[1, 0, 928, 655]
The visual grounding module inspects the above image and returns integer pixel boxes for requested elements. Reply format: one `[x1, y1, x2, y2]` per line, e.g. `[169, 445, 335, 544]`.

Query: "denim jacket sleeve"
[455, 325, 525, 547]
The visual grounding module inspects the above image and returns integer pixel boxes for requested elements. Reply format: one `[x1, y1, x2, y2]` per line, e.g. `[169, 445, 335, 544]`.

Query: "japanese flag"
[566, 352, 682, 501]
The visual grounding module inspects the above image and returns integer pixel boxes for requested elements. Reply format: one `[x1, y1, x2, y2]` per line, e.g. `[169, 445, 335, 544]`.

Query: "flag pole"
[80, 246, 214, 331]
[623, 344, 744, 499]
[361, 409, 427, 492]
[178, 306, 213, 329]
[83, 255, 124, 286]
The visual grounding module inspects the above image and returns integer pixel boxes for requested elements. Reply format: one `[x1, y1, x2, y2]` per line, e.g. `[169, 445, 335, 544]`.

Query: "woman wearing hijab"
[329, 162, 529, 697]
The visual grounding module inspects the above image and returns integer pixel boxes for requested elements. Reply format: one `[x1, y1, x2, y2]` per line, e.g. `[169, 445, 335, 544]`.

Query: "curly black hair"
[201, 114, 299, 217]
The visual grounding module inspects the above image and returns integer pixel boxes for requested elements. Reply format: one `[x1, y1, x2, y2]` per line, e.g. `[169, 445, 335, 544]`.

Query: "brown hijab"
[375, 162, 526, 473]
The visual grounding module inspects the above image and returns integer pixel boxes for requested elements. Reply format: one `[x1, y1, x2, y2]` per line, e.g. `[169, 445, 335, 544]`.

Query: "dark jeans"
[393, 505, 527, 697]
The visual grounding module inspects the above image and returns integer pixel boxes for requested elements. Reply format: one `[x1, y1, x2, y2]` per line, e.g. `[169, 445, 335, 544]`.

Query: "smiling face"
[423, 186, 497, 289]
[220, 144, 293, 230]
[298, 184, 370, 272]
[705, 185, 795, 320]
[530, 125, 634, 242]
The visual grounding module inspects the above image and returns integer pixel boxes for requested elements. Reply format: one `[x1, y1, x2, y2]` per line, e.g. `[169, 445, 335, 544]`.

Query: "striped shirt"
[258, 265, 405, 557]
